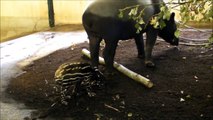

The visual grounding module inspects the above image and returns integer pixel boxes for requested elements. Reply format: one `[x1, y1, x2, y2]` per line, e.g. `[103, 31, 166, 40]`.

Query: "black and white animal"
[54, 62, 105, 105]
[34, 62, 105, 119]
[82, 0, 179, 73]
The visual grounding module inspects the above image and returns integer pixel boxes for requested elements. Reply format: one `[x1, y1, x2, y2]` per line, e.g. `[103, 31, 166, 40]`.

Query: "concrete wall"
[54, 1, 92, 24]
[0, 0, 92, 42]
[1, 1, 47, 42]
[0, 0, 211, 42]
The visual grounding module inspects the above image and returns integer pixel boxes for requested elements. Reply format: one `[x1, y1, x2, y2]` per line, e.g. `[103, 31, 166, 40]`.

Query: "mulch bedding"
[6, 34, 213, 120]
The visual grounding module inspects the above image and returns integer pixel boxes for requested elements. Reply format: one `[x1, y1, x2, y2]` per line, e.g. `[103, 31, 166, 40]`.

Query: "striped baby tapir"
[54, 62, 105, 105]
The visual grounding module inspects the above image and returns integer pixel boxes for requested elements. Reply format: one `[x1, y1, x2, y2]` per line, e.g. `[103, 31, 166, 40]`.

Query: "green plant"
[118, 0, 213, 41]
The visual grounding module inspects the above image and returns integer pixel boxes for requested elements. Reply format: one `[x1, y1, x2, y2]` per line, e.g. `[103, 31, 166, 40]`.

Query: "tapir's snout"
[170, 37, 179, 46]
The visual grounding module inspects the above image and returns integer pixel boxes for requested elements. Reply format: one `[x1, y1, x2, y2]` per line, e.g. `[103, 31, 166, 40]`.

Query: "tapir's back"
[82, 0, 163, 40]
[84, 0, 162, 21]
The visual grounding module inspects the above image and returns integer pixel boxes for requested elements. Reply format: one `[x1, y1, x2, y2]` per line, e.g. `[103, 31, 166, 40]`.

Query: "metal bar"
[47, 0, 55, 27]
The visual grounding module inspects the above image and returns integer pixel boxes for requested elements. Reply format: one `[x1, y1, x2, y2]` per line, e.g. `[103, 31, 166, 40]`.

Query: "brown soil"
[5, 31, 213, 120]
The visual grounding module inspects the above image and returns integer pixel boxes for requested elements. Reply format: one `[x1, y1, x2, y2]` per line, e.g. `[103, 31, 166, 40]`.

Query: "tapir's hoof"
[137, 54, 145, 59]
[145, 61, 156, 68]
[103, 69, 116, 78]
[38, 111, 49, 119]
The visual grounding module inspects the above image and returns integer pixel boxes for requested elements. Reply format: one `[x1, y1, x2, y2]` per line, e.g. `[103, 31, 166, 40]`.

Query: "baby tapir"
[34, 62, 105, 119]
[82, 0, 179, 73]
[55, 62, 105, 105]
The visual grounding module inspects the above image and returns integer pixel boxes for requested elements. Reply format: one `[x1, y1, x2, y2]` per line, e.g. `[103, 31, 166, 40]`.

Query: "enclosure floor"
[0, 25, 87, 120]
[0, 27, 212, 120]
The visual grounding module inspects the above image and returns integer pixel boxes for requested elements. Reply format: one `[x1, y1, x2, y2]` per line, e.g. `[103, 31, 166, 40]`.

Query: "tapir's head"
[158, 12, 179, 46]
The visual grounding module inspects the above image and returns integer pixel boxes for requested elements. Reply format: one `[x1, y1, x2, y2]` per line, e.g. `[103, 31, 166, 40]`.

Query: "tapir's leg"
[103, 39, 118, 73]
[88, 36, 102, 69]
[145, 27, 158, 67]
[134, 34, 145, 59]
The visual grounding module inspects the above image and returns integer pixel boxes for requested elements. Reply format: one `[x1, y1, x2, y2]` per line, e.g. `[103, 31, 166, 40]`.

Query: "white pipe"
[82, 48, 154, 88]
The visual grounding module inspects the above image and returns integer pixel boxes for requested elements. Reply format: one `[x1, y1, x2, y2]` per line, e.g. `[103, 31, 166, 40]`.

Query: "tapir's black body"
[82, 0, 179, 72]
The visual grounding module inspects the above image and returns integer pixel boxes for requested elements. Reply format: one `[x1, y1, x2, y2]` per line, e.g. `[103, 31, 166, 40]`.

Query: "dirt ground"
[5, 30, 213, 120]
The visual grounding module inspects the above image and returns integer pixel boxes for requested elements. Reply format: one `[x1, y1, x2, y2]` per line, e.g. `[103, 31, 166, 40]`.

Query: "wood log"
[82, 48, 153, 88]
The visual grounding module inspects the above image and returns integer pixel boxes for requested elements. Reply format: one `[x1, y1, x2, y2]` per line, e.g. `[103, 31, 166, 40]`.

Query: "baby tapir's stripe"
[54, 62, 104, 105]
[55, 62, 94, 85]
[55, 62, 92, 78]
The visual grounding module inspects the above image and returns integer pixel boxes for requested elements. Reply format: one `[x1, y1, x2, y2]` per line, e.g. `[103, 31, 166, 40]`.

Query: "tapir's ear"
[170, 12, 175, 21]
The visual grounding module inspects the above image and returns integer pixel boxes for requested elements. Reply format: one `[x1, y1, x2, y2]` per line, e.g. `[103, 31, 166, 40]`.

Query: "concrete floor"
[0, 30, 88, 120]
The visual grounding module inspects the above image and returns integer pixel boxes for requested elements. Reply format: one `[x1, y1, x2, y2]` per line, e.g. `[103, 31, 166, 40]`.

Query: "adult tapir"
[82, 0, 179, 74]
